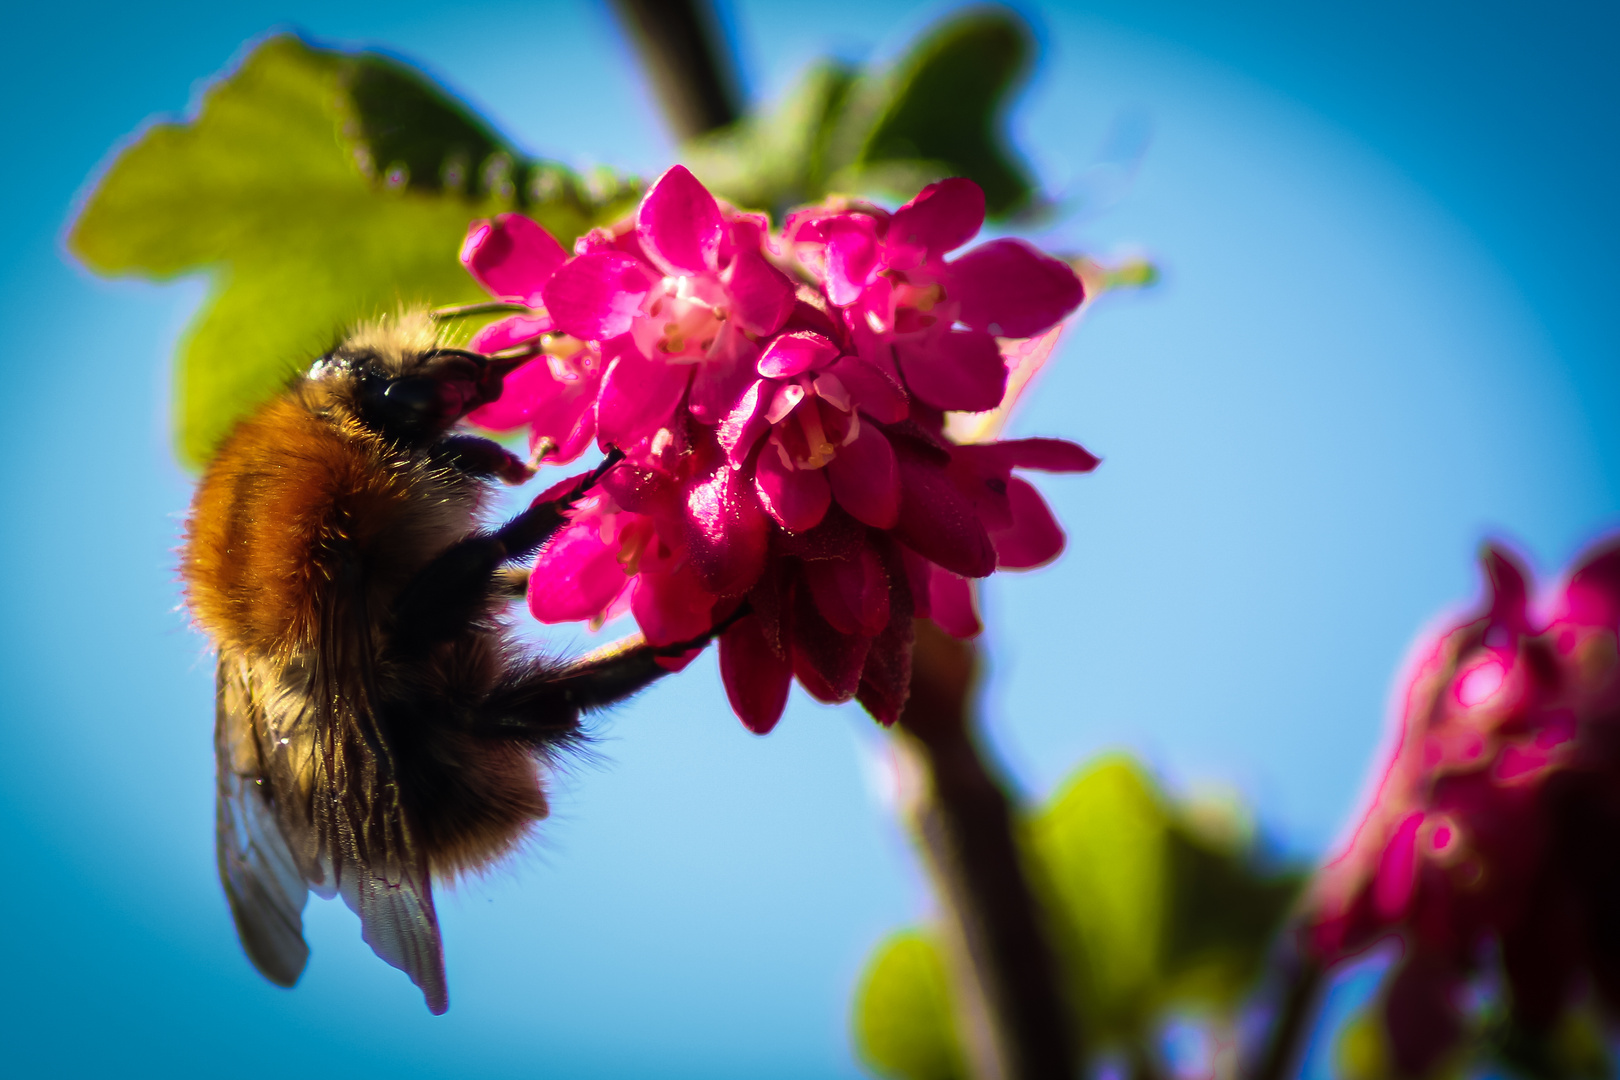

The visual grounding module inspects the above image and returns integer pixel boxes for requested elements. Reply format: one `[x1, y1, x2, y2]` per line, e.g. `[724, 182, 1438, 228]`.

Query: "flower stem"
[606, 0, 743, 140]
[1246, 952, 1325, 1080]
[895, 620, 1079, 1080]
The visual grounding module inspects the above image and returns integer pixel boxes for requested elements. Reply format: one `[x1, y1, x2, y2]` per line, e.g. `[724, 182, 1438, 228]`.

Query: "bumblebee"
[181, 313, 719, 1013]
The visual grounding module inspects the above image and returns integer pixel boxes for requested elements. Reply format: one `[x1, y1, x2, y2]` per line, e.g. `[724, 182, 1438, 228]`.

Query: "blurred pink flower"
[1305, 538, 1620, 1072]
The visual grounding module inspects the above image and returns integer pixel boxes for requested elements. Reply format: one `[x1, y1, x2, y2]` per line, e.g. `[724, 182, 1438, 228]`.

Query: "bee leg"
[434, 434, 534, 485]
[391, 449, 624, 654]
[495, 567, 530, 599]
[474, 605, 751, 743]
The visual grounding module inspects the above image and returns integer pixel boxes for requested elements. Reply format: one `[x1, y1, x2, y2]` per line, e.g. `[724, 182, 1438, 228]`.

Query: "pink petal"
[683, 464, 769, 596]
[845, 305, 902, 382]
[805, 546, 890, 636]
[460, 214, 568, 306]
[887, 178, 985, 268]
[791, 588, 872, 703]
[950, 239, 1084, 339]
[596, 349, 688, 447]
[950, 450, 1013, 532]
[758, 331, 840, 379]
[722, 213, 770, 260]
[993, 437, 1101, 473]
[747, 562, 789, 659]
[901, 550, 934, 620]
[1556, 540, 1620, 629]
[539, 405, 599, 465]
[721, 247, 795, 336]
[636, 165, 723, 276]
[720, 613, 794, 734]
[855, 583, 913, 725]
[600, 463, 679, 517]
[893, 449, 997, 578]
[774, 504, 866, 562]
[754, 451, 832, 533]
[928, 566, 982, 638]
[897, 329, 1007, 413]
[466, 356, 547, 431]
[543, 252, 654, 341]
[718, 379, 771, 466]
[990, 478, 1065, 569]
[631, 566, 718, 648]
[826, 425, 900, 528]
[828, 356, 908, 424]
[1480, 543, 1532, 632]
[522, 373, 600, 464]
[823, 215, 883, 306]
[469, 313, 553, 354]
[1372, 811, 1424, 921]
[527, 520, 631, 623]
[689, 333, 762, 424]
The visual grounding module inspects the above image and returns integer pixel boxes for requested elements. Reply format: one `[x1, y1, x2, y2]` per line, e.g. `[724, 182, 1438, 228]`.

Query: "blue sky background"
[1, 1, 1615, 1075]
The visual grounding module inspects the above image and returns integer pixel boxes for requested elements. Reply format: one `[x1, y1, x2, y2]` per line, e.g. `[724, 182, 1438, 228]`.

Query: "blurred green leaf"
[1335, 1005, 1395, 1080]
[1029, 756, 1170, 1037]
[852, 754, 1301, 1068]
[852, 930, 969, 1080]
[70, 35, 633, 468]
[688, 7, 1037, 219]
[1161, 817, 1303, 1007]
[1031, 758, 1301, 1034]
[835, 7, 1036, 217]
[683, 60, 856, 217]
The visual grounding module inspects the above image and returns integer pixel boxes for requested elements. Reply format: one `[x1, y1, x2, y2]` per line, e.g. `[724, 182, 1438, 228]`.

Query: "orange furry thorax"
[181, 388, 482, 658]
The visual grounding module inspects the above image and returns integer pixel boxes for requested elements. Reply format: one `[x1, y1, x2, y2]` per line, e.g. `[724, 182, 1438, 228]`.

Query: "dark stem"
[1246, 953, 1325, 1080]
[896, 620, 1079, 1080]
[607, 0, 743, 140]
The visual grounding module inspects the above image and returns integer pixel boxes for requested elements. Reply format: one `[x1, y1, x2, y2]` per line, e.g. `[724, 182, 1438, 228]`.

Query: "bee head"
[307, 313, 525, 444]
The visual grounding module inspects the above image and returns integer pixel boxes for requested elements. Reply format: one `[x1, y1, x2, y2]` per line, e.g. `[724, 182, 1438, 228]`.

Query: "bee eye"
[382, 377, 441, 421]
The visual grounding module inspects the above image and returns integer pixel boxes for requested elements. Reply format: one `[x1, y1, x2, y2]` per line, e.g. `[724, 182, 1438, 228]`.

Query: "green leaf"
[687, 8, 1039, 220]
[1160, 815, 1303, 1007]
[69, 35, 633, 467]
[683, 60, 856, 218]
[831, 8, 1037, 218]
[1029, 758, 1300, 1035]
[851, 755, 1299, 1065]
[1028, 756, 1170, 1037]
[339, 51, 512, 197]
[852, 930, 969, 1080]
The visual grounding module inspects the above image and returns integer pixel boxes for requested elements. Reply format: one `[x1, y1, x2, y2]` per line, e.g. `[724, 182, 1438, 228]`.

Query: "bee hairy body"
[180, 314, 716, 1014]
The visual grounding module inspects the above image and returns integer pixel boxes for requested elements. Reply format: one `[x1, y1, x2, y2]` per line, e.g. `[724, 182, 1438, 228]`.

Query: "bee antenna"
[428, 301, 537, 321]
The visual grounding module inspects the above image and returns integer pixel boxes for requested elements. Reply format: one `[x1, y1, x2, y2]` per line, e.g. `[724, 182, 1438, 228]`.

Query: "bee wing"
[308, 563, 449, 1015]
[214, 654, 311, 987]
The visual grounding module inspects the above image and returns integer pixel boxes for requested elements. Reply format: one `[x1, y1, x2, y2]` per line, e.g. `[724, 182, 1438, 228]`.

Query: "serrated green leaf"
[339, 51, 512, 197]
[852, 930, 969, 1080]
[834, 8, 1037, 217]
[69, 35, 630, 467]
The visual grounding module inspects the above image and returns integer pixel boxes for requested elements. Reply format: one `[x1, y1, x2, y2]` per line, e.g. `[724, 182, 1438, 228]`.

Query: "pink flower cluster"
[1305, 540, 1620, 1072]
[459, 167, 1095, 732]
